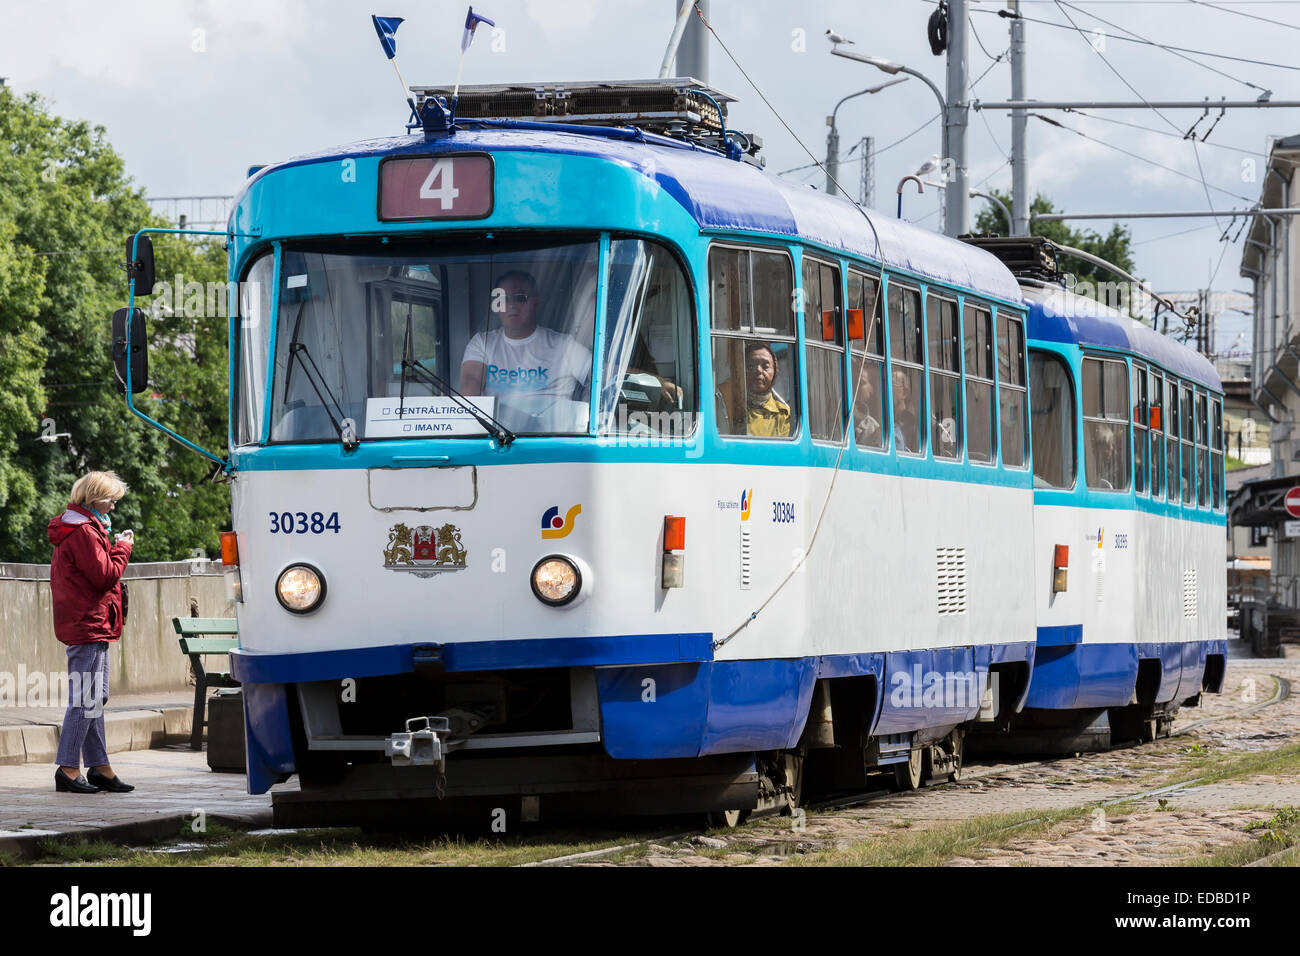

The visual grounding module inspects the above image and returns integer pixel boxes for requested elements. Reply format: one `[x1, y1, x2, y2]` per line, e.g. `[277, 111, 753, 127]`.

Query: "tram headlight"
[531, 555, 581, 607]
[276, 563, 326, 614]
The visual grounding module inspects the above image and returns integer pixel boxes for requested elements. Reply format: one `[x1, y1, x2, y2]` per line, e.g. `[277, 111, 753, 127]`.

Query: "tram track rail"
[520, 668, 1296, 867]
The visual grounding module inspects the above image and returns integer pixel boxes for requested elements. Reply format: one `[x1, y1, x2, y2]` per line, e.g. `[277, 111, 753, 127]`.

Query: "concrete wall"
[0, 561, 234, 696]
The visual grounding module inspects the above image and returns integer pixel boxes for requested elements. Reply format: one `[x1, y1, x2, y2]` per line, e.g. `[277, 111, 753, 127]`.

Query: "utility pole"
[944, 0, 970, 237]
[862, 136, 875, 208]
[1009, 0, 1029, 236]
[675, 0, 709, 82]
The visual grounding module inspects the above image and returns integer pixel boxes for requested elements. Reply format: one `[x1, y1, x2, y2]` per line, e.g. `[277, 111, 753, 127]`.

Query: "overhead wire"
[1055, 0, 1275, 95]
[1028, 112, 1257, 202]
[974, 4, 1300, 74]
[1186, 0, 1300, 32]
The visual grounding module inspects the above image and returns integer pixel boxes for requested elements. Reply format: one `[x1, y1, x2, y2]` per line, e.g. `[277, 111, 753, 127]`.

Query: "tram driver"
[458, 270, 593, 402]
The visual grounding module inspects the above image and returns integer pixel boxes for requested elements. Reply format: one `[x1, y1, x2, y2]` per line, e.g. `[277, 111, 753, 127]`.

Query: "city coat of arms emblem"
[383, 522, 468, 578]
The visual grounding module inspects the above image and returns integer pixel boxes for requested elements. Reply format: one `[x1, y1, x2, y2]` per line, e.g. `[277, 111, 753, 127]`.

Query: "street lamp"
[831, 43, 958, 233]
[970, 190, 1011, 233]
[826, 76, 908, 199]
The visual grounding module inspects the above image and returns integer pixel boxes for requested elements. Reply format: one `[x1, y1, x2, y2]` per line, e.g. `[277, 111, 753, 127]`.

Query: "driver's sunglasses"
[498, 292, 535, 305]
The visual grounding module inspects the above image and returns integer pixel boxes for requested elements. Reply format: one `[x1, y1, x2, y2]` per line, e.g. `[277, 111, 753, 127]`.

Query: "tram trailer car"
[994, 275, 1228, 752]
[111, 81, 1225, 827]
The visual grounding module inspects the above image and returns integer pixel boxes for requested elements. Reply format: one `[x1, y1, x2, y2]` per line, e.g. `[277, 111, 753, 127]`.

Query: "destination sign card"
[364, 396, 496, 438]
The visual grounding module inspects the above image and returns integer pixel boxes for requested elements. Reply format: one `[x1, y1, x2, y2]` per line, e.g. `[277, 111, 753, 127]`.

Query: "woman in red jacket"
[48, 471, 136, 794]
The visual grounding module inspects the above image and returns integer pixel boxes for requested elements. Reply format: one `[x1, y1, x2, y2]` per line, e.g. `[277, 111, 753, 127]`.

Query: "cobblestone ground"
[582, 655, 1300, 867]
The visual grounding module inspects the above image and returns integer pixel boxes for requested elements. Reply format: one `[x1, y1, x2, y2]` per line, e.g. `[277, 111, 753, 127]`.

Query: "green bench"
[172, 617, 240, 751]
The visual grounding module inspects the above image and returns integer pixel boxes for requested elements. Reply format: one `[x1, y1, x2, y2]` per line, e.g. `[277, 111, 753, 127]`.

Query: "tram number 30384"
[268, 511, 342, 534]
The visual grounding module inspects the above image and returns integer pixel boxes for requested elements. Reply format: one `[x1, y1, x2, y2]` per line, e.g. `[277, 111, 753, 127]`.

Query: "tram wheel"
[704, 808, 751, 829]
[947, 732, 965, 783]
[1140, 717, 1159, 743]
[891, 749, 924, 791]
[778, 749, 805, 815]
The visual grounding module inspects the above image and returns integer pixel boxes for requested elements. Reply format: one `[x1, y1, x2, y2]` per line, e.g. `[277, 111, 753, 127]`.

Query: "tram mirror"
[125, 234, 156, 295]
[111, 307, 149, 394]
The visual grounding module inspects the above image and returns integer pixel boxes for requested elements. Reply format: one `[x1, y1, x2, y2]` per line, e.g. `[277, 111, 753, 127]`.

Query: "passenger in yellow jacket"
[744, 342, 792, 437]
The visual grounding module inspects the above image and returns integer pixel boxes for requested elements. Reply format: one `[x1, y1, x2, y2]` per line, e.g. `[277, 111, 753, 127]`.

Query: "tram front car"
[140, 90, 810, 825]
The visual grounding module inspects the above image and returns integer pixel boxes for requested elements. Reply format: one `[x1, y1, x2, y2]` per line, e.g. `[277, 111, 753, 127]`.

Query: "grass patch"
[794, 806, 1093, 866]
[42, 820, 688, 868]
[800, 742, 1300, 867]
[1186, 807, 1300, 867]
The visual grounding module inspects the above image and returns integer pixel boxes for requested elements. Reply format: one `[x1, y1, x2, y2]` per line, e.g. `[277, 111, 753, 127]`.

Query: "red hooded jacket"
[47, 503, 133, 645]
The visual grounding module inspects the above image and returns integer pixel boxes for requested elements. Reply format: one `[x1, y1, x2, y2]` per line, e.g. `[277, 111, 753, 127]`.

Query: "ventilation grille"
[936, 547, 968, 615]
[1095, 568, 1106, 604]
[1183, 568, 1198, 618]
[739, 527, 753, 590]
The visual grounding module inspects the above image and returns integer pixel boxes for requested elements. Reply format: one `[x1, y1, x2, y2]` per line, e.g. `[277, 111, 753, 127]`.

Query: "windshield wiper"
[397, 315, 516, 447]
[287, 342, 359, 451]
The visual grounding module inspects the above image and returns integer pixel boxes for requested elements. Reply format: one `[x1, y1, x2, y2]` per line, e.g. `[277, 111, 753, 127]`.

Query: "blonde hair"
[70, 471, 129, 509]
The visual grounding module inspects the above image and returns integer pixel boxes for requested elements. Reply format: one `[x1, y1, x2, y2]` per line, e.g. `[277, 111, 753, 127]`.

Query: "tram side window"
[926, 293, 962, 460]
[237, 252, 274, 445]
[1212, 397, 1224, 509]
[1132, 362, 1148, 495]
[1166, 378, 1180, 501]
[998, 312, 1028, 468]
[1196, 392, 1209, 507]
[1149, 369, 1165, 499]
[599, 239, 697, 437]
[1029, 352, 1075, 489]
[709, 246, 798, 438]
[888, 282, 925, 455]
[848, 270, 886, 450]
[964, 303, 995, 464]
[803, 256, 845, 442]
[1181, 384, 1195, 504]
[1082, 356, 1130, 491]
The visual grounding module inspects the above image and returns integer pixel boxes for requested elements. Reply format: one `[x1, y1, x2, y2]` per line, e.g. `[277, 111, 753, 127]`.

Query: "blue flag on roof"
[372, 15, 404, 60]
[461, 6, 495, 52]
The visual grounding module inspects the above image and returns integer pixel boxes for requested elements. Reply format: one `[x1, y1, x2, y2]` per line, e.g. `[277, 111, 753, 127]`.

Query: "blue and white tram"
[112, 81, 1225, 825]
[1009, 277, 1228, 748]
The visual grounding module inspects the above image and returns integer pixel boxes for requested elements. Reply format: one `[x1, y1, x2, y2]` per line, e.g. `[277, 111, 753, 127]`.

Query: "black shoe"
[55, 770, 101, 794]
[87, 769, 134, 793]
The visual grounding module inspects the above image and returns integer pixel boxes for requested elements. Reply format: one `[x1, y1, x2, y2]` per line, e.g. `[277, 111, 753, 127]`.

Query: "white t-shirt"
[461, 326, 592, 400]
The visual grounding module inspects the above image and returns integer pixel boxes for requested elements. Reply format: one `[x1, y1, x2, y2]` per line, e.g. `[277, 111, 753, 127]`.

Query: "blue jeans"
[55, 641, 110, 768]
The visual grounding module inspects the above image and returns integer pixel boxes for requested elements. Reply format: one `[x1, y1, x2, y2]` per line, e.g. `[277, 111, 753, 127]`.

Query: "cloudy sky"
[4, 0, 1297, 351]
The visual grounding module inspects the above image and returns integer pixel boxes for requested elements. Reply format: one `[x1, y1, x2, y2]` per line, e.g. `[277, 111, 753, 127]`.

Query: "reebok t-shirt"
[461, 326, 592, 400]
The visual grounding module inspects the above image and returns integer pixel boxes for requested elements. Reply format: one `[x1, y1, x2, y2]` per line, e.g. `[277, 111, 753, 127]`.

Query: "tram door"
[1028, 351, 1084, 655]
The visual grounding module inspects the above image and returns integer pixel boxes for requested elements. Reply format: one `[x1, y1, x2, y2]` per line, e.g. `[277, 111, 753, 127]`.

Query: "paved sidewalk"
[0, 690, 196, 765]
[0, 746, 283, 859]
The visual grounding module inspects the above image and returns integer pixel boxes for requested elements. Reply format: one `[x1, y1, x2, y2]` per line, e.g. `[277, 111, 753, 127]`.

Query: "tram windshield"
[265, 237, 599, 442]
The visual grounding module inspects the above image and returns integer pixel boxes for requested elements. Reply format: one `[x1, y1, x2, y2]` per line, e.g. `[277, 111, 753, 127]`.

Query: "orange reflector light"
[664, 516, 686, 552]
[1150, 406, 1162, 430]
[821, 309, 837, 342]
[846, 308, 864, 341]
[220, 531, 239, 567]
[1052, 544, 1069, 594]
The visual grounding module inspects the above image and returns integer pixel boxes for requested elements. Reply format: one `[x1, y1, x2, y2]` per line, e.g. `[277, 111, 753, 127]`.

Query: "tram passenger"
[458, 270, 592, 400]
[852, 364, 882, 447]
[743, 341, 792, 437]
[893, 367, 920, 452]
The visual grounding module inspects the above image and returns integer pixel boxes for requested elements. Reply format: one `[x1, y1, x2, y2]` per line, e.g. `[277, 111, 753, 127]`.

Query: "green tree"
[0, 88, 230, 562]
[972, 190, 1137, 288]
